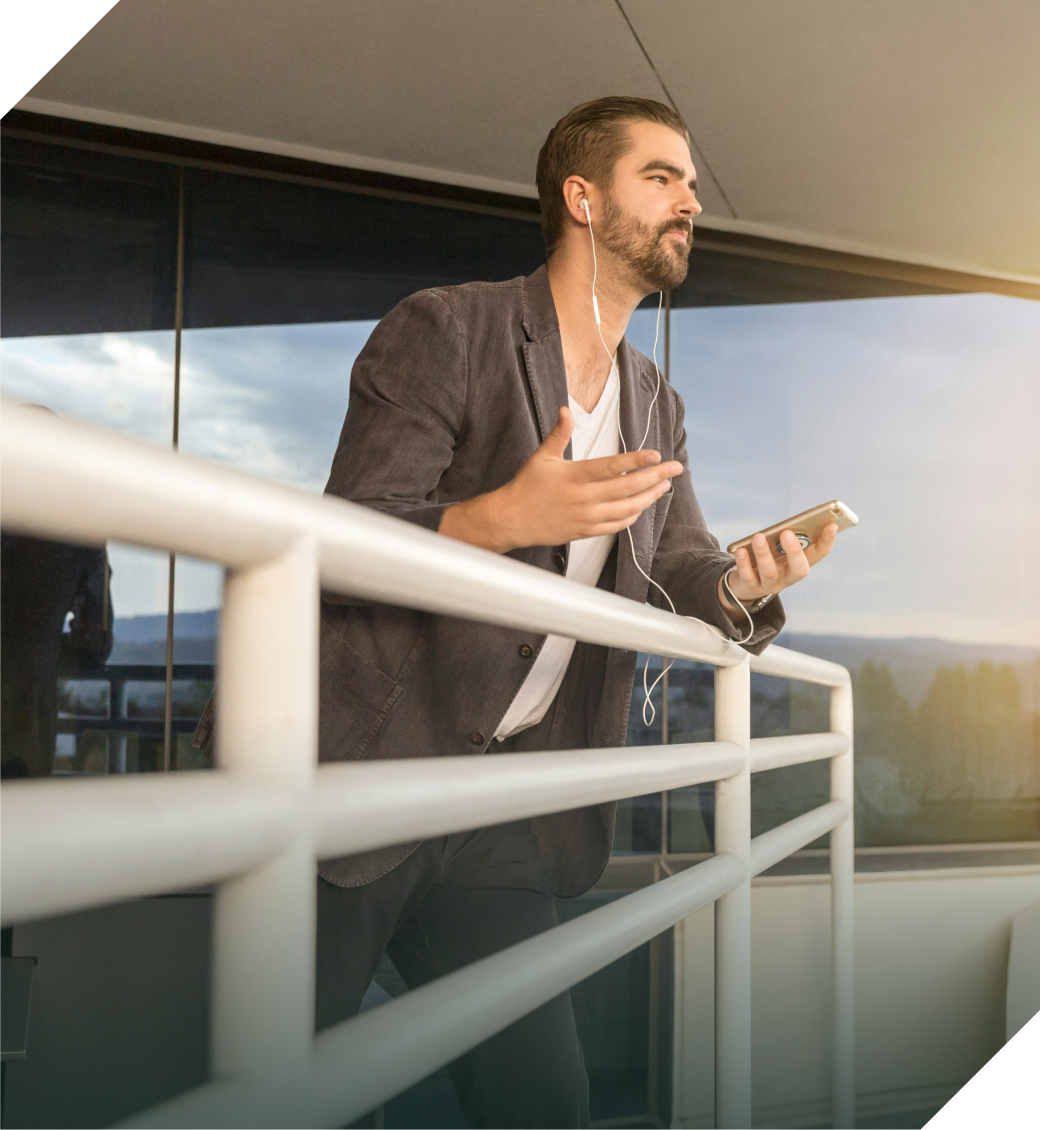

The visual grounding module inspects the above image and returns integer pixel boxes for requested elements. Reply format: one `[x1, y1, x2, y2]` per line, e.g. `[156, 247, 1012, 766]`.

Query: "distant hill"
[109, 609, 218, 664]
[778, 633, 1040, 709]
[108, 612, 1040, 710]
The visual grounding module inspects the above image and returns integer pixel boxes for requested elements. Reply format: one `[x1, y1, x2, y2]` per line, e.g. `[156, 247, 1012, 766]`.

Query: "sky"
[662, 294, 1039, 645]
[2, 292, 1038, 645]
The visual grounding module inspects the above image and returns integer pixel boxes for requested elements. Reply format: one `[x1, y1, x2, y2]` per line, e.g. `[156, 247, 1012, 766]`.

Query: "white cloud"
[177, 321, 376, 492]
[0, 331, 175, 443]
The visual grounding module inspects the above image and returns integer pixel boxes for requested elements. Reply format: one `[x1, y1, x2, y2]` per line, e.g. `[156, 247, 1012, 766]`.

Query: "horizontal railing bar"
[749, 645, 850, 687]
[749, 800, 851, 878]
[749, 732, 848, 774]
[4, 405, 852, 687]
[0, 774, 296, 926]
[1, 401, 744, 668]
[316, 741, 745, 858]
[118, 852, 747, 1129]
[1, 741, 745, 924]
[313, 825, 689, 1125]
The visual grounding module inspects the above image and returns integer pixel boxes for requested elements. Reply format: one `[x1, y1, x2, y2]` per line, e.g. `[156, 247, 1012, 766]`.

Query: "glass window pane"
[179, 321, 374, 491]
[1, 139, 178, 778]
[667, 292, 1040, 846]
[1, 136, 178, 337]
[183, 168, 545, 330]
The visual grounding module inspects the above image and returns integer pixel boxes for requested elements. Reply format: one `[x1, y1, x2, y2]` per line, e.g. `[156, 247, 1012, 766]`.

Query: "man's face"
[597, 120, 702, 292]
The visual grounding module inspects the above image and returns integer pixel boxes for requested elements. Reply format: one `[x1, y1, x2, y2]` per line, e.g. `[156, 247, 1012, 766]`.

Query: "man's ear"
[561, 175, 594, 225]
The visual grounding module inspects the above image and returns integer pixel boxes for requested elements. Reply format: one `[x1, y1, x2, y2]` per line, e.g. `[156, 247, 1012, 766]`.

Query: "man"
[2, 532, 113, 778]
[316, 97, 836, 1127]
[2, 408, 115, 781]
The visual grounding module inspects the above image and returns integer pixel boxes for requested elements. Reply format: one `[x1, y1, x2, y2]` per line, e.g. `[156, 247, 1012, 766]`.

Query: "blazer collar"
[521, 267, 662, 583]
[521, 266, 568, 442]
[521, 266, 659, 444]
[521, 264, 559, 343]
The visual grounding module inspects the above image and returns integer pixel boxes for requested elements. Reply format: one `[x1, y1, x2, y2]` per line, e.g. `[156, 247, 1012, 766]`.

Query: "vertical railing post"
[713, 655, 752, 1129]
[830, 678, 855, 1128]
[210, 535, 319, 1088]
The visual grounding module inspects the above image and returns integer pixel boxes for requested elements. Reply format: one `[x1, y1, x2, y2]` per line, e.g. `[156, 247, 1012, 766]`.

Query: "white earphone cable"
[582, 201, 754, 726]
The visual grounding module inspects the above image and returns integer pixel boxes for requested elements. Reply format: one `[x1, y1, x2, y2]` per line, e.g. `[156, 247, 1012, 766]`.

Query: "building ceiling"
[16, 0, 1040, 281]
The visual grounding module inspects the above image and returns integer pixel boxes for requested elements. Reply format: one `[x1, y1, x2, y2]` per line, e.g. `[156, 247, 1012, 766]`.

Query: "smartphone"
[726, 500, 858, 563]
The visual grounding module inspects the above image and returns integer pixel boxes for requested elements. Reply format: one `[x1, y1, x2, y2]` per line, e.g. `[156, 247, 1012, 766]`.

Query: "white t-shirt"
[494, 367, 621, 740]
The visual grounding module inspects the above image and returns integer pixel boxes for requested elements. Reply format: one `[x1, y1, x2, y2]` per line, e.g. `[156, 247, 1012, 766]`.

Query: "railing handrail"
[2, 400, 746, 668]
[2, 399, 844, 686]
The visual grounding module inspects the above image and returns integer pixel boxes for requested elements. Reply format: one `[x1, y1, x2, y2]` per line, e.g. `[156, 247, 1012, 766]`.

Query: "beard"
[597, 193, 692, 291]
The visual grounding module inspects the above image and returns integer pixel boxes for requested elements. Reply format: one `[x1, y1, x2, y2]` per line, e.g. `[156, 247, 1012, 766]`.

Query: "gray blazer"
[313, 265, 785, 894]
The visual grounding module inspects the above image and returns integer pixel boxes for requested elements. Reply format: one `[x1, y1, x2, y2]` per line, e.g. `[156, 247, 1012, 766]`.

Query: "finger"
[582, 461, 682, 501]
[589, 448, 664, 479]
[803, 523, 839, 565]
[583, 515, 643, 537]
[778, 529, 810, 581]
[751, 533, 781, 587]
[539, 406, 575, 460]
[590, 480, 673, 523]
[591, 481, 673, 522]
[733, 546, 760, 591]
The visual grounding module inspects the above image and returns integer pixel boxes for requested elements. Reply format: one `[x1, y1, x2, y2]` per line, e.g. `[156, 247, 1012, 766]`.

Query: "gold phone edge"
[725, 500, 858, 556]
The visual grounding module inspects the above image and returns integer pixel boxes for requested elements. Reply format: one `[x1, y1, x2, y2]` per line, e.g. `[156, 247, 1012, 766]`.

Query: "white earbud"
[581, 200, 601, 325]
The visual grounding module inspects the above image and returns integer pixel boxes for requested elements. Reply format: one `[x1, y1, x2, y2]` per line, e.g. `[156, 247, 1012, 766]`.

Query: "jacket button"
[552, 550, 566, 571]
[518, 644, 534, 658]
[468, 730, 485, 745]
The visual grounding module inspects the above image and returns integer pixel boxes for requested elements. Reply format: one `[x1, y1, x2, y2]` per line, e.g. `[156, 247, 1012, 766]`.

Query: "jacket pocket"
[648, 489, 672, 560]
[319, 621, 404, 763]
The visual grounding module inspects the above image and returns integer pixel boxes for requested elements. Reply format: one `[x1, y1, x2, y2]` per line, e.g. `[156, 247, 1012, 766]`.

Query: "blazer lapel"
[519, 269, 659, 595]
[521, 267, 569, 443]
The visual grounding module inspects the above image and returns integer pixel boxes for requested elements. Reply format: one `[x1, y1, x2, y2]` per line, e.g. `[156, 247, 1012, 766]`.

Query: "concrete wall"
[672, 865, 1040, 1128]
[2, 897, 211, 1129]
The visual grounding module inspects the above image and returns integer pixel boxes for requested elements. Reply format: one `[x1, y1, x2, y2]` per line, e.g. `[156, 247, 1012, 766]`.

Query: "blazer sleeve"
[324, 288, 467, 532]
[648, 388, 784, 655]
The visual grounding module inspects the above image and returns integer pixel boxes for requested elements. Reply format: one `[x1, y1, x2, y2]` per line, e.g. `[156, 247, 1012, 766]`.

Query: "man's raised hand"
[439, 406, 683, 553]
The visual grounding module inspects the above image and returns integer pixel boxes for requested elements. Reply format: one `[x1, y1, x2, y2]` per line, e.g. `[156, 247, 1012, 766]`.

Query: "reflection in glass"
[0, 331, 175, 442]
[179, 321, 375, 491]
[0, 334, 177, 776]
[171, 321, 381, 767]
[3, 134, 179, 778]
[1, 532, 113, 777]
[169, 558, 221, 770]
[663, 292, 1040, 846]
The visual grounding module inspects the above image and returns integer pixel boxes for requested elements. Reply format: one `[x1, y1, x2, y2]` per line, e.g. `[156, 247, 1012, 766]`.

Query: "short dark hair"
[536, 96, 691, 253]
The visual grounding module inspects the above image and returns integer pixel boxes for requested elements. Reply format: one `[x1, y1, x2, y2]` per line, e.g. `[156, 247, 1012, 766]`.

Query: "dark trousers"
[315, 818, 590, 1129]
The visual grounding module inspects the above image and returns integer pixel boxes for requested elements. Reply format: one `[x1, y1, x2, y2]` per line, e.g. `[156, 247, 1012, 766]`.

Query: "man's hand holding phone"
[719, 524, 839, 617]
[718, 500, 857, 620]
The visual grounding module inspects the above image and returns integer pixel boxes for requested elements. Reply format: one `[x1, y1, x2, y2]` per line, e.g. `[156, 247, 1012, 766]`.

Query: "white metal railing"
[0, 400, 854, 1129]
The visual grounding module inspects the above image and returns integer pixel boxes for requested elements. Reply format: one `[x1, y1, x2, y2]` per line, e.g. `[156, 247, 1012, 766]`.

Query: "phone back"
[726, 501, 858, 562]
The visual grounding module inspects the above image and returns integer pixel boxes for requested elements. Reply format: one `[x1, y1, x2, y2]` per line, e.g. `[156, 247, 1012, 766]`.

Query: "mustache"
[659, 219, 694, 240]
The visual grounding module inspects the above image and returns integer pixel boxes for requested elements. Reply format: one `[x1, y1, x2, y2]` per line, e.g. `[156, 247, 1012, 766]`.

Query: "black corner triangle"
[2, 3, 120, 117]
[926, 1007, 1040, 1120]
